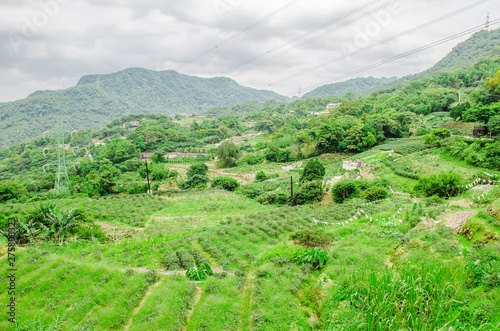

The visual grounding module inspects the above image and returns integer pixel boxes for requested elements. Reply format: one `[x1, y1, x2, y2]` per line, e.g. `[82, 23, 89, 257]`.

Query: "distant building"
[326, 103, 342, 110]
[343, 160, 364, 170]
[123, 121, 141, 131]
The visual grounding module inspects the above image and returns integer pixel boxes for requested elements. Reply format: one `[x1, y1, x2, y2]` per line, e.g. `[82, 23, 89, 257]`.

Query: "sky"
[0, 0, 498, 102]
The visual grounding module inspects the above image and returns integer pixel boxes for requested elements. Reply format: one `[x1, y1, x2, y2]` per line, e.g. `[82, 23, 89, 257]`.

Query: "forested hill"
[303, 76, 398, 98]
[0, 68, 288, 149]
[425, 27, 500, 75]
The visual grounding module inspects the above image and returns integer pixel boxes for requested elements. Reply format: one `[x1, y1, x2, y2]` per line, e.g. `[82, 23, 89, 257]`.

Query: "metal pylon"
[54, 129, 70, 195]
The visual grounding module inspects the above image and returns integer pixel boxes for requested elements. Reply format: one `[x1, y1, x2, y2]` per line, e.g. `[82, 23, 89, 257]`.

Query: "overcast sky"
[0, 0, 498, 102]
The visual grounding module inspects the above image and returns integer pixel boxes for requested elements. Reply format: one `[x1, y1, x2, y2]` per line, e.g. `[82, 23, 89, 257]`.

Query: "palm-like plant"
[186, 263, 214, 281]
[40, 206, 80, 242]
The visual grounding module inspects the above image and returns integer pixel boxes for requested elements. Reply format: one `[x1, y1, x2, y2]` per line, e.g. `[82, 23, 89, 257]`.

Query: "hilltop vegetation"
[0, 68, 288, 149]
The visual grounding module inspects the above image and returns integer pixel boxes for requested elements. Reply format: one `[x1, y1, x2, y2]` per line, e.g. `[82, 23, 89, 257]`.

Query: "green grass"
[0, 250, 152, 331]
[128, 275, 196, 331]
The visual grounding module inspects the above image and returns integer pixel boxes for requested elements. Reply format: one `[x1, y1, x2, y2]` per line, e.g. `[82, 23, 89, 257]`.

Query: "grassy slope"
[1, 145, 500, 330]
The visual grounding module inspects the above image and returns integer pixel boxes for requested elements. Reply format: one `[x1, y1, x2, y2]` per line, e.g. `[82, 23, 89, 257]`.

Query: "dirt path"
[124, 277, 164, 331]
[182, 286, 202, 331]
[442, 211, 478, 230]
[239, 273, 255, 331]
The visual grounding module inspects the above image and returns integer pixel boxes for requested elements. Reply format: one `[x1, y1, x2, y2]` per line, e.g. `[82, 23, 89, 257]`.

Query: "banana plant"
[293, 246, 330, 269]
[186, 263, 214, 281]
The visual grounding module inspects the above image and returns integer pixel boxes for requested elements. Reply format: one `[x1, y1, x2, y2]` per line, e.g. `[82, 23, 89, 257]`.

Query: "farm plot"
[140, 189, 272, 239]
[0, 194, 171, 228]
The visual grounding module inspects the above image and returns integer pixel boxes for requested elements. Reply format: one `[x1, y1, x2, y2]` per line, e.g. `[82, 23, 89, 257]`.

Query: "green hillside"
[303, 76, 398, 98]
[0, 68, 288, 149]
[425, 27, 500, 75]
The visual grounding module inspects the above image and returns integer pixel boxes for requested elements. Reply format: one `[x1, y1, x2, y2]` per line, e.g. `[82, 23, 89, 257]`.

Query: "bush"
[163, 250, 181, 270]
[294, 180, 325, 205]
[331, 180, 358, 203]
[289, 228, 332, 247]
[255, 171, 268, 182]
[362, 186, 389, 201]
[293, 246, 330, 269]
[187, 162, 208, 178]
[414, 171, 462, 197]
[180, 174, 209, 190]
[211, 177, 239, 191]
[176, 249, 196, 269]
[300, 158, 325, 182]
[259, 191, 290, 205]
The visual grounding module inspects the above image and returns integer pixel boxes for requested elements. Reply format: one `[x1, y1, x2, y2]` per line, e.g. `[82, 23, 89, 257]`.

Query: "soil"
[442, 211, 478, 230]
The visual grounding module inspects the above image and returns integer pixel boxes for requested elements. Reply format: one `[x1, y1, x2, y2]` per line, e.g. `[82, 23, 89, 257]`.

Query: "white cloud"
[0, 0, 497, 102]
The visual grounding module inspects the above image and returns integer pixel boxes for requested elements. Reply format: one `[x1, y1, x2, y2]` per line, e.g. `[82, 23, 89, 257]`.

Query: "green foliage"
[0, 181, 26, 202]
[180, 174, 209, 190]
[463, 102, 500, 124]
[211, 176, 239, 191]
[216, 141, 241, 168]
[294, 180, 325, 205]
[465, 246, 500, 288]
[185, 263, 214, 281]
[289, 228, 332, 247]
[300, 158, 325, 182]
[362, 186, 389, 201]
[424, 128, 452, 147]
[331, 180, 358, 203]
[488, 115, 500, 135]
[414, 171, 462, 197]
[163, 250, 181, 271]
[293, 246, 330, 269]
[381, 159, 420, 180]
[264, 146, 291, 163]
[255, 171, 268, 182]
[186, 162, 209, 178]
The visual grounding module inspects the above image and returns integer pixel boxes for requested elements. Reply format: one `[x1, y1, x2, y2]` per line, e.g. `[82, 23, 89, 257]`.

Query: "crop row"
[376, 140, 430, 155]
[0, 194, 170, 227]
[381, 159, 421, 180]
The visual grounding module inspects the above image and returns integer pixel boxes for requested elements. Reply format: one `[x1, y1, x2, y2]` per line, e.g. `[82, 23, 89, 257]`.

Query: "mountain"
[424, 28, 500, 75]
[302, 76, 398, 98]
[0, 68, 288, 149]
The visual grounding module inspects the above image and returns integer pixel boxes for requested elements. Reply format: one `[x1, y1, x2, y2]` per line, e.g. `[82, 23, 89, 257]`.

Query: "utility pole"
[145, 159, 151, 194]
[290, 176, 294, 206]
[486, 12, 490, 30]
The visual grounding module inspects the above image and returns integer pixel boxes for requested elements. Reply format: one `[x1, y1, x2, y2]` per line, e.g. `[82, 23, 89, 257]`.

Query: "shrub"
[362, 186, 389, 201]
[300, 158, 325, 182]
[293, 246, 330, 269]
[211, 177, 239, 191]
[331, 180, 358, 203]
[187, 162, 208, 178]
[294, 180, 325, 205]
[176, 249, 196, 269]
[180, 175, 209, 190]
[255, 171, 268, 182]
[289, 228, 331, 247]
[259, 191, 290, 205]
[414, 171, 462, 197]
[163, 250, 181, 270]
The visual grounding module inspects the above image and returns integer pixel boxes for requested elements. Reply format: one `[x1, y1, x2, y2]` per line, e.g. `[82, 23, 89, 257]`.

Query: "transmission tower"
[42, 122, 89, 196]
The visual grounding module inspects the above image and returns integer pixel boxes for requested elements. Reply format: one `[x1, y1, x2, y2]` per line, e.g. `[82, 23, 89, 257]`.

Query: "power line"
[294, 18, 500, 97]
[226, 0, 398, 76]
[269, 0, 491, 88]
[175, 0, 301, 71]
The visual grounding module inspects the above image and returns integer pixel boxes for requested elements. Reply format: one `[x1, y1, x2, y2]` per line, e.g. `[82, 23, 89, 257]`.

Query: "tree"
[487, 115, 500, 135]
[216, 142, 240, 168]
[211, 177, 239, 191]
[187, 162, 208, 178]
[300, 159, 325, 182]
[180, 175, 209, 190]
